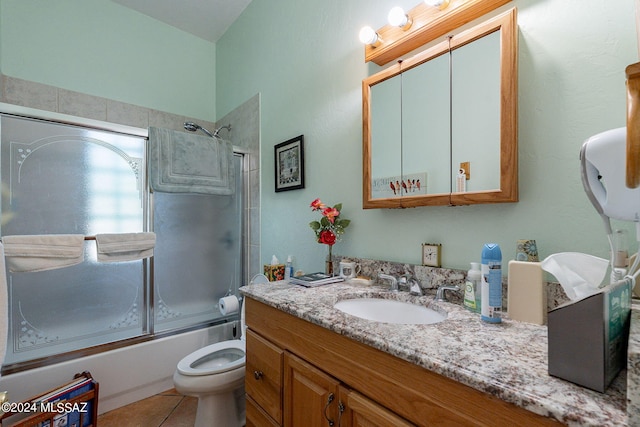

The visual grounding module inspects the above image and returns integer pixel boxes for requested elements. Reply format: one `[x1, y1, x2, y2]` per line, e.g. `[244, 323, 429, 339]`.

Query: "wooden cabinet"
[245, 297, 559, 427]
[342, 388, 415, 427]
[284, 352, 341, 427]
[246, 329, 283, 425]
[248, 343, 408, 427]
[246, 395, 280, 427]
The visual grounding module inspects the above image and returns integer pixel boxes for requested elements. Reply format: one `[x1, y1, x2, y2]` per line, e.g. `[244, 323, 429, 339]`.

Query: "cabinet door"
[246, 395, 280, 427]
[284, 352, 341, 427]
[246, 329, 284, 425]
[341, 387, 415, 427]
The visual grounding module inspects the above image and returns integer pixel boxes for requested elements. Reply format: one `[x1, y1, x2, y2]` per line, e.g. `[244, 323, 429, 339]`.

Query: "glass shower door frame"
[0, 106, 248, 374]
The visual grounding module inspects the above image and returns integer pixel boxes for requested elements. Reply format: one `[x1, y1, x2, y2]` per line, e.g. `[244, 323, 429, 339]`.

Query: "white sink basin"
[334, 298, 446, 325]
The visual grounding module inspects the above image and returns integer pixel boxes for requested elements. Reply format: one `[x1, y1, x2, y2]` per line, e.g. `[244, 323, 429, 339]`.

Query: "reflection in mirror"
[403, 53, 450, 196]
[451, 30, 500, 193]
[370, 73, 401, 198]
[362, 8, 517, 208]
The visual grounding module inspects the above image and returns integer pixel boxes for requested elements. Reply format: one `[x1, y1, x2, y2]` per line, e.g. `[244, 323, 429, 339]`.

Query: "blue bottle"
[481, 243, 502, 323]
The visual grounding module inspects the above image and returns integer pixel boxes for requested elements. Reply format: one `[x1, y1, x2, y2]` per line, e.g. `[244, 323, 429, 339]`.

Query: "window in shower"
[0, 114, 244, 370]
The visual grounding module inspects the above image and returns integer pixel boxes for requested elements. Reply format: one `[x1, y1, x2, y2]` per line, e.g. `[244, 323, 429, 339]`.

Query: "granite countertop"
[240, 280, 630, 426]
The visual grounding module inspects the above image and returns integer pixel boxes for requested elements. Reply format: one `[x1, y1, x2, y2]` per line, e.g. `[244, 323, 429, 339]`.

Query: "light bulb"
[388, 7, 412, 30]
[359, 26, 381, 46]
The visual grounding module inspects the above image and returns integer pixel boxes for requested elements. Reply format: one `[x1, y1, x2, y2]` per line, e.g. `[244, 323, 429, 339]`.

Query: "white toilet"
[173, 300, 246, 427]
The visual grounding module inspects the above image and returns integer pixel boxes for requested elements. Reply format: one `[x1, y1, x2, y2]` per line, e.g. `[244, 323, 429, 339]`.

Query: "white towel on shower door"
[3, 234, 85, 273]
[95, 232, 156, 263]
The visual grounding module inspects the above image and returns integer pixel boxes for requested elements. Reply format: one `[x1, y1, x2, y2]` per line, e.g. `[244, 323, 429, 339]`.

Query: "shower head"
[183, 122, 198, 132]
[183, 121, 215, 138]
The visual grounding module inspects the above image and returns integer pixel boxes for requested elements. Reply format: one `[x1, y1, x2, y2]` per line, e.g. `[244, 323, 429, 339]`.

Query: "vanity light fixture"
[359, 26, 383, 47]
[424, 0, 451, 9]
[388, 7, 413, 30]
[361, 0, 510, 65]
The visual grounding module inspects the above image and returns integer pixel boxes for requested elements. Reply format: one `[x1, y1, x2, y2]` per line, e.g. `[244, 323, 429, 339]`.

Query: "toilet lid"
[177, 340, 246, 376]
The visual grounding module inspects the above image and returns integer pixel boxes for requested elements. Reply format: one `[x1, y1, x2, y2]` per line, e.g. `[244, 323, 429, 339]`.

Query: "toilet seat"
[177, 340, 246, 376]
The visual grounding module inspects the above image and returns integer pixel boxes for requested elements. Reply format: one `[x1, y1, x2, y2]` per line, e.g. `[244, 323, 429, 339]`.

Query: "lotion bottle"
[463, 262, 481, 313]
[481, 243, 502, 323]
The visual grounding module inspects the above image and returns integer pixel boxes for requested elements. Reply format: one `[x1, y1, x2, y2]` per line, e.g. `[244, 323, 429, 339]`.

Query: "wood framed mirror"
[362, 8, 517, 208]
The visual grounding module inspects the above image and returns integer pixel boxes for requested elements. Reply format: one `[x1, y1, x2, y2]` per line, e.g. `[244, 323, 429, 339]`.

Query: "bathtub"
[0, 321, 237, 414]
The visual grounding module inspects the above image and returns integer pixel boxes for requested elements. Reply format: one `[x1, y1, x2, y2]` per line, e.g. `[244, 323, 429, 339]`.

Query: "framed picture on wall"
[274, 135, 305, 192]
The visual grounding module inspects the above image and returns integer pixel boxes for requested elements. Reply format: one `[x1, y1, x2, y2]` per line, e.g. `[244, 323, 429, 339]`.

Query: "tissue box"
[547, 279, 632, 392]
[263, 264, 285, 281]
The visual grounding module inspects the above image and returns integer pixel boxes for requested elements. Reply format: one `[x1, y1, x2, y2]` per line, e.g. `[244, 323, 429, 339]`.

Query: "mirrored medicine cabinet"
[362, 8, 518, 208]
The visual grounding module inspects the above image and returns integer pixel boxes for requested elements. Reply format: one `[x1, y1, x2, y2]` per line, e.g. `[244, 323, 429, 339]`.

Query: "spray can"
[285, 255, 293, 282]
[481, 243, 502, 323]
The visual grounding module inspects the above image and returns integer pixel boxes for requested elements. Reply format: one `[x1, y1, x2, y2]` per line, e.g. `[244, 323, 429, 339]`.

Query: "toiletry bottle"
[481, 243, 502, 323]
[463, 262, 481, 313]
[285, 255, 293, 282]
[456, 169, 467, 192]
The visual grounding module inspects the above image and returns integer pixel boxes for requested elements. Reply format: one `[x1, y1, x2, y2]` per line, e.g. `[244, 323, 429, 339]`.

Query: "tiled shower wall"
[216, 96, 262, 280]
[0, 74, 261, 283]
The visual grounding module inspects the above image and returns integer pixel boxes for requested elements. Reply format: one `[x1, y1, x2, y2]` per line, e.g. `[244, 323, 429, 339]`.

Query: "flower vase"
[326, 247, 333, 276]
[325, 259, 333, 276]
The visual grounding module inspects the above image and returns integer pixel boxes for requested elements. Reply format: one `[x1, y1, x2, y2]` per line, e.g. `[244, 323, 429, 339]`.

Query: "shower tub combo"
[0, 107, 247, 413]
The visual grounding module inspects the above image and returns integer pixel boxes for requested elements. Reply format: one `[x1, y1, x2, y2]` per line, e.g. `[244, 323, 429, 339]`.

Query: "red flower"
[318, 230, 336, 246]
[309, 199, 349, 250]
[322, 207, 340, 223]
[310, 198, 326, 211]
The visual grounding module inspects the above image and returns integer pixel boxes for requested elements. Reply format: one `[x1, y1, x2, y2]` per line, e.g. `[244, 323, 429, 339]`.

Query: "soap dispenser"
[464, 262, 481, 313]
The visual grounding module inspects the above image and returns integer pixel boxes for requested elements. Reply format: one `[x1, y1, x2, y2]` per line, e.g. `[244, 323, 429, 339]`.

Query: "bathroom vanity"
[241, 282, 628, 426]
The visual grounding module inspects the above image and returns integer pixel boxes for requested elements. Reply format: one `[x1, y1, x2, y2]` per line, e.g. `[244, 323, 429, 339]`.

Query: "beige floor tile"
[161, 396, 198, 427]
[98, 394, 183, 427]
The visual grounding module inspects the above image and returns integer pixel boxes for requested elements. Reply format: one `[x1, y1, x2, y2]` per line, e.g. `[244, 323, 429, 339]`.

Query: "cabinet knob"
[253, 370, 264, 380]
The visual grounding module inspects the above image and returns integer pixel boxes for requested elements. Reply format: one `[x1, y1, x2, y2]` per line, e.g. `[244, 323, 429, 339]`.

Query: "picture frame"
[422, 243, 442, 268]
[275, 135, 305, 192]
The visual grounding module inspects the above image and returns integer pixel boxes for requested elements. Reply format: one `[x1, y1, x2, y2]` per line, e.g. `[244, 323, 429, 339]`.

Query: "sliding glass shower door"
[0, 114, 244, 369]
[0, 115, 147, 366]
[152, 154, 244, 332]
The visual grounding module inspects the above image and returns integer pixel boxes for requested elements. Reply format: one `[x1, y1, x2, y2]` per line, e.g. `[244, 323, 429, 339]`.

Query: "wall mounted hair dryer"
[580, 127, 640, 226]
[580, 127, 640, 284]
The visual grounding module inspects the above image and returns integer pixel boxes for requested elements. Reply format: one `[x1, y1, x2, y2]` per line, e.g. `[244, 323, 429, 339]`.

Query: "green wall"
[1, 0, 638, 274]
[217, 0, 639, 273]
[0, 0, 216, 121]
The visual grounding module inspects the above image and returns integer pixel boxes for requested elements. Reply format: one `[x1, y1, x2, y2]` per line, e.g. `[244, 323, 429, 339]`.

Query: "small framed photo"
[422, 243, 442, 267]
[275, 135, 305, 192]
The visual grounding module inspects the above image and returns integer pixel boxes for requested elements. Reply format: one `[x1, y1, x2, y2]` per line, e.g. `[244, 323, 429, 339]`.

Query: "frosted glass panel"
[6, 250, 144, 364]
[1, 116, 144, 234]
[153, 154, 243, 332]
[0, 115, 146, 365]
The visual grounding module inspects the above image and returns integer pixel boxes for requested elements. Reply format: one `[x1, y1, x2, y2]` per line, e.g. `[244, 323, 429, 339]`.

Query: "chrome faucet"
[399, 273, 423, 296]
[435, 284, 461, 302]
[378, 273, 398, 291]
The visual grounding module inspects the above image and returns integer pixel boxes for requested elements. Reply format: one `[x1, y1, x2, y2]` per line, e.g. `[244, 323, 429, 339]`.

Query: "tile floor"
[97, 389, 197, 427]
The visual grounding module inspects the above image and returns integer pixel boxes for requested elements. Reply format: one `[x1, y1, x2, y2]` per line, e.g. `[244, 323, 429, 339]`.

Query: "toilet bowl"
[173, 299, 246, 427]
